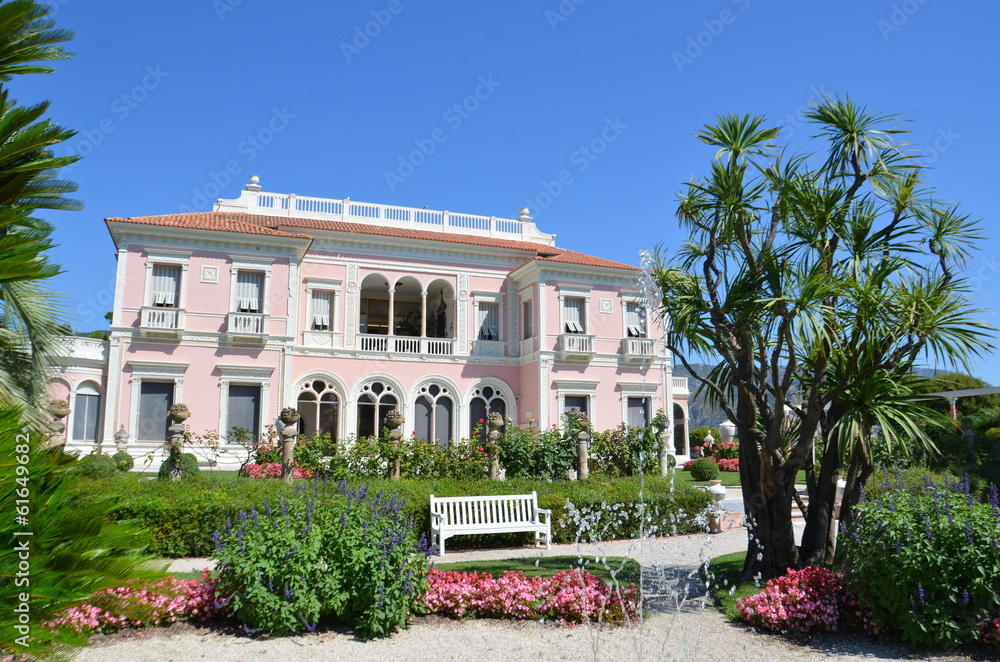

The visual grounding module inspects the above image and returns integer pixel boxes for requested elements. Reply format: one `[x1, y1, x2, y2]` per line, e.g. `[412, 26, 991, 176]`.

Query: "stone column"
[279, 407, 300, 483]
[386, 409, 404, 480]
[486, 411, 503, 480]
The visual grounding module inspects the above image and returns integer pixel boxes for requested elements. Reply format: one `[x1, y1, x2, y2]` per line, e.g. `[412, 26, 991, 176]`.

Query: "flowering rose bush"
[684, 457, 739, 472]
[44, 571, 225, 634]
[981, 617, 1000, 647]
[242, 462, 316, 479]
[424, 569, 640, 625]
[737, 567, 843, 634]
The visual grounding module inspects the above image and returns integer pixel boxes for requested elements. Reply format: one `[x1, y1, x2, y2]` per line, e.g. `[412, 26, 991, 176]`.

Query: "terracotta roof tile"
[105, 213, 312, 240]
[105, 211, 637, 271]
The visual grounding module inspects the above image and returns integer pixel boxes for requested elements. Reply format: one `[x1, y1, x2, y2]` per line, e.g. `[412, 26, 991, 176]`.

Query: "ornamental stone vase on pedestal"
[279, 407, 300, 483]
[47, 399, 71, 447]
[486, 411, 504, 480]
[385, 409, 404, 480]
[166, 404, 190, 481]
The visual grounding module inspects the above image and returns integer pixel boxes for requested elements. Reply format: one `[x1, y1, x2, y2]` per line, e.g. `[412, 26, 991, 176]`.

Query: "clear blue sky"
[21, 0, 1000, 383]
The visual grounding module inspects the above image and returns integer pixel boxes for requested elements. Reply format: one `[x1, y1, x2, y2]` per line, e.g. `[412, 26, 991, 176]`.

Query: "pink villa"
[50, 176, 690, 470]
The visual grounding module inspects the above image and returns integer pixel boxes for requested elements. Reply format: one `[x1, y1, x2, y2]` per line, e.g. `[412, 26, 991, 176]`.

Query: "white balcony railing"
[139, 306, 184, 338]
[357, 334, 455, 356]
[622, 336, 655, 361]
[472, 340, 506, 357]
[227, 312, 269, 344]
[672, 376, 689, 394]
[560, 333, 595, 358]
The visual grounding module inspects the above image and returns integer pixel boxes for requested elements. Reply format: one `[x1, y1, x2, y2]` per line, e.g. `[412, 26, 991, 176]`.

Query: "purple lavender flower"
[918, 583, 926, 605]
[285, 587, 295, 598]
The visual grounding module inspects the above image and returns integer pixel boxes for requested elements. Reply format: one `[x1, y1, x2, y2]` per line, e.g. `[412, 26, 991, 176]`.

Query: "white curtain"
[478, 303, 498, 340]
[151, 265, 180, 307]
[564, 298, 584, 333]
[237, 271, 264, 312]
[626, 302, 645, 337]
[312, 291, 332, 330]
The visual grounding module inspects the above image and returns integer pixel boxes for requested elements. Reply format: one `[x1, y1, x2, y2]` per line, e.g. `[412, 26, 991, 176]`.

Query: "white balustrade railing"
[672, 376, 689, 393]
[622, 337, 655, 358]
[141, 306, 182, 330]
[520, 337, 535, 356]
[356, 334, 455, 356]
[560, 334, 595, 355]
[472, 340, 506, 357]
[215, 186, 557, 245]
[227, 312, 268, 335]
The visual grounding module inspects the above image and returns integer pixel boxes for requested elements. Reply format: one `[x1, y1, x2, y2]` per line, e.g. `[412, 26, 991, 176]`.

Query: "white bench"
[429, 491, 552, 556]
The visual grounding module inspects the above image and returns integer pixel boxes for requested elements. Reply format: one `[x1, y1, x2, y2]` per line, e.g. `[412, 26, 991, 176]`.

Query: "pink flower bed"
[424, 569, 640, 625]
[683, 458, 739, 472]
[242, 463, 316, 479]
[982, 617, 1000, 647]
[736, 566, 842, 633]
[44, 571, 226, 634]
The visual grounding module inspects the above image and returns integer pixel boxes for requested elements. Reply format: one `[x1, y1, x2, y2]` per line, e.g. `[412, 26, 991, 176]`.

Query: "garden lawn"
[701, 551, 761, 620]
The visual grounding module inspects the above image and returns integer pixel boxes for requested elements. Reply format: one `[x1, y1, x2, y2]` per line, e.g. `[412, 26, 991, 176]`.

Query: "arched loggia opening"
[673, 402, 688, 456]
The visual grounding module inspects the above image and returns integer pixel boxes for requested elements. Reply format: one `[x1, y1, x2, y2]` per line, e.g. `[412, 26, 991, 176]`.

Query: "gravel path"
[74, 521, 989, 662]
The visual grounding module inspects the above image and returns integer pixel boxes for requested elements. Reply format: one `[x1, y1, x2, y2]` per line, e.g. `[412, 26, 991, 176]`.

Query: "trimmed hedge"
[81, 475, 713, 557]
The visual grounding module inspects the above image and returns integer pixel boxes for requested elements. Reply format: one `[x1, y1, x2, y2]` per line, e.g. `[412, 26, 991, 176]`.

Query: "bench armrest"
[431, 511, 446, 525]
[535, 507, 551, 522]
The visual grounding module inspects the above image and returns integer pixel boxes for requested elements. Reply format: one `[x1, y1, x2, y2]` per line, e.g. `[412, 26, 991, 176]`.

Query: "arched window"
[357, 381, 398, 438]
[72, 382, 101, 442]
[469, 385, 506, 441]
[415, 383, 454, 445]
[673, 402, 687, 455]
[298, 379, 339, 441]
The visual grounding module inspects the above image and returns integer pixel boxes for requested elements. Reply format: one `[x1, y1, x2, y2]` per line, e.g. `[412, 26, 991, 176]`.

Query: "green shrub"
[689, 425, 712, 452]
[78, 452, 118, 478]
[690, 457, 720, 481]
[113, 451, 134, 472]
[841, 474, 1000, 647]
[85, 474, 713, 557]
[213, 483, 428, 638]
[157, 452, 200, 480]
[589, 424, 659, 477]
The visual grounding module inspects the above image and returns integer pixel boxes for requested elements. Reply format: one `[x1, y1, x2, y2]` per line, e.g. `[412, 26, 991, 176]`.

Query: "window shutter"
[479, 303, 498, 340]
[151, 265, 180, 308]
[626, 302, 645, 337]
[237, 272, 264, 312]
[564, 298, 584, 333]
[311, 291, 332, 330]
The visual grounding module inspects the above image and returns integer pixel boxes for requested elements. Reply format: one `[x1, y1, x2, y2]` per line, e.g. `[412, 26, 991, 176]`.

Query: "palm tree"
[655, 96, 993, 578]
[0, 0, 79, 416]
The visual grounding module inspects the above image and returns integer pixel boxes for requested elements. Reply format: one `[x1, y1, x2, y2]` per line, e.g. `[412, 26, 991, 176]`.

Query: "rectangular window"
[311, 291, 333, 331]
[627, 397, 650, 428]
[151, 265, 181, 308]
[522, 300, 533, 339]
[227, 384, 261, 439]
[564, 395, 588, 417]
[478, 303, 499, 341]
[626, 302, 646, 338]
[563, 297, 585, 334]
[236, 271, 264, 312]
[72, 392, 101, 442]
[137, 381, 173, 442]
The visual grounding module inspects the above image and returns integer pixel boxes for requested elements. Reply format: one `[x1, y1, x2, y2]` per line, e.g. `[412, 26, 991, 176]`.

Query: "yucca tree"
[654, 96, 993, 577]
[0, 0, 79, 416]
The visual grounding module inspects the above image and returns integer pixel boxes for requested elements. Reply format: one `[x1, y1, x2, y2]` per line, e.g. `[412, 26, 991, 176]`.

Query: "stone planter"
[167, 403, 190, 424]
[280, 407, 300, 426]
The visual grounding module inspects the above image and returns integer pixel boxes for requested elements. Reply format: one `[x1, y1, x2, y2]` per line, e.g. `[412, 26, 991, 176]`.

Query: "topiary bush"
[157, 452, 200, 480]
[112, 451, 134, 472]
[78, 452, 118, 479]
[840, 474, 1000, 648]
[689, 457, 720, 481]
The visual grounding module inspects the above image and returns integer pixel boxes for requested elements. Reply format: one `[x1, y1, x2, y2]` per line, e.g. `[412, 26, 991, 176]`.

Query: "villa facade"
[50, 177, 690, 469]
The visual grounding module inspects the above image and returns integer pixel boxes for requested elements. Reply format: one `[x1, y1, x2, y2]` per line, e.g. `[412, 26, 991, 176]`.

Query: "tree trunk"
[800, 432, 840, 566]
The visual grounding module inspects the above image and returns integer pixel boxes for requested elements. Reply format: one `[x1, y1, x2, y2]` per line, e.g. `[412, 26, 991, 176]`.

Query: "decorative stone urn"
[707, 480, 727, 534]
[568, 409, 591, 481]
[280, 407, 301, 426]
[47, 399, 71, 446]
[167, 403, 190, 424]
[385, 409, 404, 480]
[114, 425, 130, 453]
[719, 420, 737, 444]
